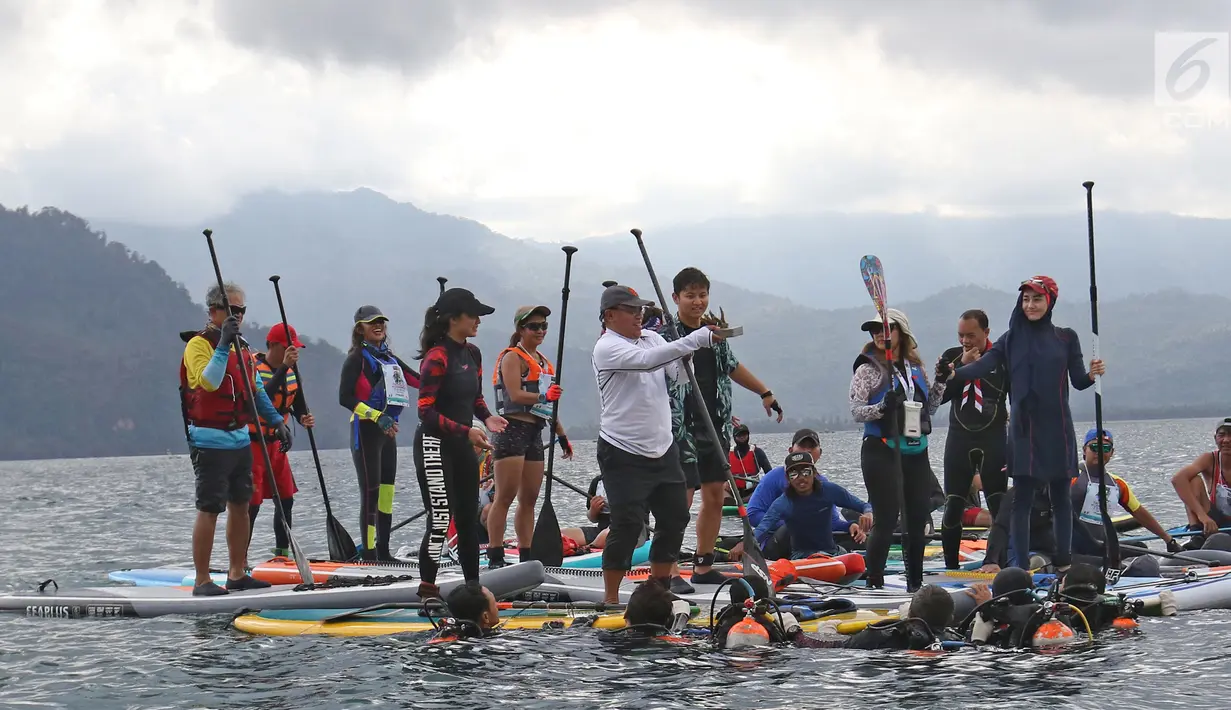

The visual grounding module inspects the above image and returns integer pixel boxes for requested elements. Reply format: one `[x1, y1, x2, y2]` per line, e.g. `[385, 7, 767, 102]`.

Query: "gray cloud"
[211, 0, 1231, 97]
[211, 0, 618, 79]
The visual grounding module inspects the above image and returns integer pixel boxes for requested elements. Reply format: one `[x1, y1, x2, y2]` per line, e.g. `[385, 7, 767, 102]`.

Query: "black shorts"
[190, 446, 254, 514]
[598, 439, 690, 568]
[492, 418, 546, 462]
[580, 525, 603, 545]
[683, 430, 730, 489]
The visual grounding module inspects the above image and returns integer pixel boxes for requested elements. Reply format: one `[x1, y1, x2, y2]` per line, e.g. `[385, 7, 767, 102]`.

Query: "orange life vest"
[247, 354, 299, 440]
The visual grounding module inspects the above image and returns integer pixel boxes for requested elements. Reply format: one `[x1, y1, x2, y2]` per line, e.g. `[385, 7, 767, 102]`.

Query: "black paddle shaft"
[269, 275, 357, 561]
[529, 246, 578, 566]
[1084, 180, 1119, 577]
[543, 246, 578, 498]
[201, 230, 310, 577]
[630, 228, 772, 588]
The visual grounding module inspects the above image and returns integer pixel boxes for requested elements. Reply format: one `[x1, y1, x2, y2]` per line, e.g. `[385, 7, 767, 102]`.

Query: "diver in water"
[431, 581, 502, 641]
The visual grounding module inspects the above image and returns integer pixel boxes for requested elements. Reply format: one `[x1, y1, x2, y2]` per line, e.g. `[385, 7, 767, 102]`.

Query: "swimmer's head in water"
[1060, 562, 1105, 602]
[625, 577, 675, 629]
[992, 566, 1034, 598]
[446, 581, 500, 630]
[908, 584, 955, 632]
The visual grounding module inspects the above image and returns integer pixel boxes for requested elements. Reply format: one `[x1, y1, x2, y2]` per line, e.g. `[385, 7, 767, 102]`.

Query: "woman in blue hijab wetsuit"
[948, 276, 1105, 573]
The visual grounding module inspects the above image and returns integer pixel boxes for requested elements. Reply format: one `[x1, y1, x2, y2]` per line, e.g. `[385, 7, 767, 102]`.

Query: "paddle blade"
[287, 532, 314, 584]
[859, 255, 887, 315]
[736, 513, 772, 590]
[326, 514, 358, 562]
[530, 499, 564, 568]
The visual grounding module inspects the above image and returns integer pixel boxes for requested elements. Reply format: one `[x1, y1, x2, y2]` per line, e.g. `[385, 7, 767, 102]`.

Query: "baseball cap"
[515, 305, 551, 325]
[1020, 275, 1059, 304]
[1216, 418, 1231, 433]
[733, 423, 750, 436]
[1083, 428, 1113, 447]
[354, 305, 387, 324]
[599, 284, 652, 315]
[784, 451, 816, 470]
[435, 288, 495, 317]
[791, 428, 821, 446]
[267, 323, 305, 348]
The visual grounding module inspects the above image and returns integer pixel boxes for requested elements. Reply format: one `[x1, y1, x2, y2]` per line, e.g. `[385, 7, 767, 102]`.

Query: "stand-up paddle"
[859, 255, 912, 585]
[529, 246, 578, 567]
[1084, 180, 1120, 582]
[202, 230, 314, 587]
[269, 275, 357, 562]
[630, 228, 772, 588]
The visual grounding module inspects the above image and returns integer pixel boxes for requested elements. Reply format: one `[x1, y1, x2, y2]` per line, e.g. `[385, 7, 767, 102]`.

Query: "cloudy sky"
[1, 0, 1228, 241]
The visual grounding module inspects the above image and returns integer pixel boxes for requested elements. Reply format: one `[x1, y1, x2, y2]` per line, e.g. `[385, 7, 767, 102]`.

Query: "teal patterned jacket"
[661, 319, 740, 465]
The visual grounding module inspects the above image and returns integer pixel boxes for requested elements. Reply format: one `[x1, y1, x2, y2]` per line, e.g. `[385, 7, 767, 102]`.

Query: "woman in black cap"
[415, 288, 508, 596]
[338, 305, 420, 562]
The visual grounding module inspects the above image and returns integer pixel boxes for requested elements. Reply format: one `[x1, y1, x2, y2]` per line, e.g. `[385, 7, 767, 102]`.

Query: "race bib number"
[530, 372, 555, 420]
[382, 362, 412, 408]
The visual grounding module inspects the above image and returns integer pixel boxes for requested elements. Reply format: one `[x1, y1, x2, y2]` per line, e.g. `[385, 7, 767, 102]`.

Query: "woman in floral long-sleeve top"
[849, 308, 947, 591]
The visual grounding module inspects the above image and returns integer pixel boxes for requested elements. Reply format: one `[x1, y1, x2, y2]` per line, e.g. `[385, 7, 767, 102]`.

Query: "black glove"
[881, 388, 904, 412]
[274, 420, 293, 453]
[934, 356, 952, 383]
[1166, 537, 1182, 554]
[218, 315, 241, 350]
[558, 435, 573, 457]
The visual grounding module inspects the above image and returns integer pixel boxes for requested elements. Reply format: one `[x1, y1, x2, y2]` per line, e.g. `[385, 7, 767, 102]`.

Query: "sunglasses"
[787, 468, 815, 480]
[866, 323, 899, 334]
[213, 304, 246, 315]
[1086, 442, 1113, 453]
[522, 322, 548, 332]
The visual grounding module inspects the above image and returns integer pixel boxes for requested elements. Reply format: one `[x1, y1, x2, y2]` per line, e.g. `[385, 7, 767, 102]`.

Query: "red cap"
[1019, 275, 1058, 304]
[267, 323, 305, 348]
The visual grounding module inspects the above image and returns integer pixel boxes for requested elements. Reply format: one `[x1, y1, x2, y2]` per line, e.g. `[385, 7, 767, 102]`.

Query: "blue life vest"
[360, 345, 405, 421]
[860, 356, 931, 454]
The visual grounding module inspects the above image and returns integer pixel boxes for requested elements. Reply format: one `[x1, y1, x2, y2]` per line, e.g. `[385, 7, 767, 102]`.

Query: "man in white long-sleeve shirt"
[592, 283, 724, 603]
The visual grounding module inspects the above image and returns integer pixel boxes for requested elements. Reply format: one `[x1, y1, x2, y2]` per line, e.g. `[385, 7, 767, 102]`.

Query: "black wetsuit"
[983, 486, 1055, 569]
[415, 337, 492, 585]
[938, 345, 1009, 569]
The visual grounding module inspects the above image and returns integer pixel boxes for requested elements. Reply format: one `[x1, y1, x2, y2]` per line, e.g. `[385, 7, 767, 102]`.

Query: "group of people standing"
[177, 263, 1225, 604]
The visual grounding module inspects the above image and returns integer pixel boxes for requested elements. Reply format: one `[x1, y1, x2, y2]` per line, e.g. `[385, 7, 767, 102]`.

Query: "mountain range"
[1, 189, 1227, 460]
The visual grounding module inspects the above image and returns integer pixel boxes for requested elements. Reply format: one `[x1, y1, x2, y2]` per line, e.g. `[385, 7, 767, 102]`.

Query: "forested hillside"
[0, 205, 353, 460]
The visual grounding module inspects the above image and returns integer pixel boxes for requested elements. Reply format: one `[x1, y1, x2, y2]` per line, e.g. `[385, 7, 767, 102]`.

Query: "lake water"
[2, 418, 1229, 709]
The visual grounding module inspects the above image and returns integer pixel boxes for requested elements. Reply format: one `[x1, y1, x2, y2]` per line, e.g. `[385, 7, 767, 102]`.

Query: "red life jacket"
[728, 447, 759, 489]
[179, 327, 254, 432]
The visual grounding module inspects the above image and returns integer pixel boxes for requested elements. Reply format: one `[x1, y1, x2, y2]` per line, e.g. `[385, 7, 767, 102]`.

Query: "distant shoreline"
[5, 413, 1221, 463]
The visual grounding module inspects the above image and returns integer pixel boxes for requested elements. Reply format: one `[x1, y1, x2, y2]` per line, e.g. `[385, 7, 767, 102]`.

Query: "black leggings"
[352, 420, 398, 559]
[415, 427, 481, 584]
[941, 431, 1007, 568]
[1011, 476, 1072, 569]
[861, 437, 936, 586]
[248, 498, 294, 552]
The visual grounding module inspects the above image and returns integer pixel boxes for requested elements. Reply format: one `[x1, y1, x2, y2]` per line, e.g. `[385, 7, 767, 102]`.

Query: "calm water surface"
[2, 418, 1229, 709]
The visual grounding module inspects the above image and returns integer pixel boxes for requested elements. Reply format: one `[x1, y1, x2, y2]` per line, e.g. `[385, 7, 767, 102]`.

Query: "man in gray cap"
[592, 283, 725, 603]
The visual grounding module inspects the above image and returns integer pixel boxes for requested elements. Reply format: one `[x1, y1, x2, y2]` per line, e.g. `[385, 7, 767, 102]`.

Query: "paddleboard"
[109, 541, 652, 588]
[5, 561, 545, 619]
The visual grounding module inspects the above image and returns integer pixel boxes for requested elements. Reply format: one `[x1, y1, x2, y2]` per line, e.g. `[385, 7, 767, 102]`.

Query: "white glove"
[669, 599, 692, 634]
[778, 611, 801, 635]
